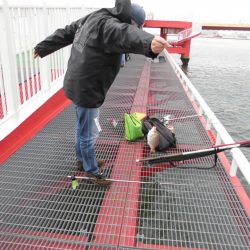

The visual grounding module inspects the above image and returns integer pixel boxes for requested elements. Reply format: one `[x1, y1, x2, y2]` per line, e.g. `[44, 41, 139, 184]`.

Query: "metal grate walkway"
[0, 55, 249, 249]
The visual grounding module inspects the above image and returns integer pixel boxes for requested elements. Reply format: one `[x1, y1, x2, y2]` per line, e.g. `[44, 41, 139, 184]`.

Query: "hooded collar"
[106, 0, 132, 24]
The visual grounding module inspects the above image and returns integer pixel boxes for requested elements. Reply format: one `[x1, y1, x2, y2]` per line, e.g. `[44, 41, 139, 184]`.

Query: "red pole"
[181, 40, 191, 66]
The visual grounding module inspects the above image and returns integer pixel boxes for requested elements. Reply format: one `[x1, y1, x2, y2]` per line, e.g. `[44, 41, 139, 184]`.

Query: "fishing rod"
[136, 140, 250, 164]
[67, 175, 187, 190]
[107, 114, 199, 127]
[67, 175, 189, 186]
[67, 141, 250, 189]
[67, 175, 248, 190]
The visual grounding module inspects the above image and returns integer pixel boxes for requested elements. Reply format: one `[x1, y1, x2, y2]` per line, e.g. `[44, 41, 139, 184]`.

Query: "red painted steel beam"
[144, 20, 192, 29]
[180, 40, 191, 59]
[91, 62, 151, 249]
[0, 89, 71, 164]
[119, 63, 151, 247]
[167, 46, 188, 54]
[144, 20, 192, 60]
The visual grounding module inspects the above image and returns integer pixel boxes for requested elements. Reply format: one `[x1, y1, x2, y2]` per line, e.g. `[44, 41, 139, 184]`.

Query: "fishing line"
[67, 175, 250, 190]
[107, 114, 200, 126]
[168, 114, 199, 121]
[174, 151, 218, 170]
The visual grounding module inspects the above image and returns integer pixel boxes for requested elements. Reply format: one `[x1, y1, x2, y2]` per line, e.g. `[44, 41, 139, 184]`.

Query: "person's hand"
[151, 36, 171, 54]
[33, 49, 39, 59]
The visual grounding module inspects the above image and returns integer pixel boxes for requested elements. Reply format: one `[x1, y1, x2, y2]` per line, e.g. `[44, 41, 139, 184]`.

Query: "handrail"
[0, 1, 95, 140]
[164, 49, 250, 186]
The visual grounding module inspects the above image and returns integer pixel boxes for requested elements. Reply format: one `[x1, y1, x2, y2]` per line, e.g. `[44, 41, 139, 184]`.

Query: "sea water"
[174, 37, 250, 162]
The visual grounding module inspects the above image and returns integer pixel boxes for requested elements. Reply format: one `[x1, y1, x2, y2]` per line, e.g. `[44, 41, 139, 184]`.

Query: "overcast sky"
[3, 0, 250, 24]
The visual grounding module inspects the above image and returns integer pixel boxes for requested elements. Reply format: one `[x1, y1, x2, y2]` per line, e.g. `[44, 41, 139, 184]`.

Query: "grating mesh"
[0, 55, 249, 250]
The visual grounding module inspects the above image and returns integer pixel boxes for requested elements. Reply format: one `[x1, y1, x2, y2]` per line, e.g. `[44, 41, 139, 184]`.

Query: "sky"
[2, 0, 250, 24]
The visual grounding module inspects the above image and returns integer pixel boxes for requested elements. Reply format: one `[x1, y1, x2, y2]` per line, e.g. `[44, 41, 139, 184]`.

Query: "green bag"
[124, 113, 144, 141]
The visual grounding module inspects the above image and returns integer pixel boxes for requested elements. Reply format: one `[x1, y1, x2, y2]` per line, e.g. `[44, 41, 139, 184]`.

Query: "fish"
[147, 126, 160, 153]
[167, 124, 174, 133]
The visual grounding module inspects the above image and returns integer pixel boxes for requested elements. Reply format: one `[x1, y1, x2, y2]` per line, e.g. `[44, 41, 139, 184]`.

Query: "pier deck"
[0, 55, 249, 250]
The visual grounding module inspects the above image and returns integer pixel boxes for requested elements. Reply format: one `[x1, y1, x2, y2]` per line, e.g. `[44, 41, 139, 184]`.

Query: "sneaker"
[85, 170, 112, 187]
[76, 160, 105, 172]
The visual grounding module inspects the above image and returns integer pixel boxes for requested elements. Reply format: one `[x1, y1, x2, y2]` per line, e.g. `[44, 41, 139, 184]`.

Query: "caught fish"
[147, 126, 160, 153]
[167, 124, 174, 133]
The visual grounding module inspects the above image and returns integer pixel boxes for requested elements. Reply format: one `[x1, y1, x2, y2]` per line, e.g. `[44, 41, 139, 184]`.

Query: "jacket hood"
[106, 0, 132, 24]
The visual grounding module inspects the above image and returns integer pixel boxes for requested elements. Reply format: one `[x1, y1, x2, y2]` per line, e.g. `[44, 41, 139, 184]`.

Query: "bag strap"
[141, 117, 153, 135]
[148, 118, 176, 146]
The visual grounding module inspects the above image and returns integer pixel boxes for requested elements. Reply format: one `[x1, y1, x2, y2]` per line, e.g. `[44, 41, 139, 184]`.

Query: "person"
[33, 0, 170, 187]
[120, 3, 146, 68]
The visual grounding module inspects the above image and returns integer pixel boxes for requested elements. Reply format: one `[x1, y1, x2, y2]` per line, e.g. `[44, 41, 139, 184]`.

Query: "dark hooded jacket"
[34, 0, 156, 108]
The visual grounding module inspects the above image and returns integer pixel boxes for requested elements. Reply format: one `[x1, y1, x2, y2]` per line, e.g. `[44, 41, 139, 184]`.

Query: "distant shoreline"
[199, 35, 250, 40]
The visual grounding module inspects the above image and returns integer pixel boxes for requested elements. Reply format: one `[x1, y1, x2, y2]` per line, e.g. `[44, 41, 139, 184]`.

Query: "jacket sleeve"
[34, 18, 84, 58]
[102, 19, 157, 58]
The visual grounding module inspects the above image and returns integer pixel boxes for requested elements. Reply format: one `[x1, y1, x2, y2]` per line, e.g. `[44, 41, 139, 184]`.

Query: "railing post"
[230, 158, 238, 176]
[63, 3, 71, 69]
[0, 0, 19, 117]
[198, 104, 203, 116]
[206, 117, 212, 130]
[81, 5, 85, 15]
[215, 134, 222, 145]
[38, 3, 50, 92]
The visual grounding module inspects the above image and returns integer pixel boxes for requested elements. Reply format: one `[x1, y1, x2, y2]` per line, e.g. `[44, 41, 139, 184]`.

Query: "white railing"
[164, 49, 250, 186]
[0, 0, 97, 140]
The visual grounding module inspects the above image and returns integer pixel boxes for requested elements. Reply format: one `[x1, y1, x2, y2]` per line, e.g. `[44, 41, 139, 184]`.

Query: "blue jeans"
[75, 105, 100, 174]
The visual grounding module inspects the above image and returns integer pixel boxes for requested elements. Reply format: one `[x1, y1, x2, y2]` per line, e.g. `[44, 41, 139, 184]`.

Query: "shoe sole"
[76, 160, 105, 172]
[85, 172, 112, 187]
[90, 179, 112, 187]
